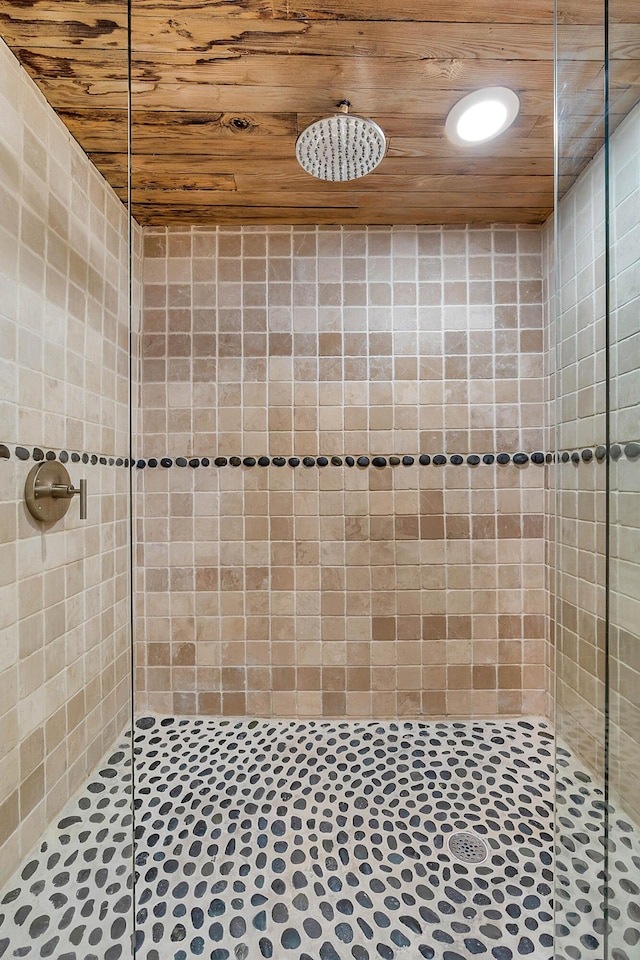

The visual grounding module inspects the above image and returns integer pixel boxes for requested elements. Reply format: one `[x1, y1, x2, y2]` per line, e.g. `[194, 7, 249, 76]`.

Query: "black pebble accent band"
[4, 442, 638, 471]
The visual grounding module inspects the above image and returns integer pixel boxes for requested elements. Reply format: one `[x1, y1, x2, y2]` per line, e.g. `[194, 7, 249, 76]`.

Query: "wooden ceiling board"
[2, 0, 638, 226]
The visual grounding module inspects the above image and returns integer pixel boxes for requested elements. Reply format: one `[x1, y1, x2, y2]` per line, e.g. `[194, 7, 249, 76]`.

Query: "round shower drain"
[448, 831, 488, 864]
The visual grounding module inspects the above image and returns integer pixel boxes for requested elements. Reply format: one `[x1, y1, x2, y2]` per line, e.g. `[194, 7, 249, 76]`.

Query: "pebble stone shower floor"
[0, 717, 638, 960]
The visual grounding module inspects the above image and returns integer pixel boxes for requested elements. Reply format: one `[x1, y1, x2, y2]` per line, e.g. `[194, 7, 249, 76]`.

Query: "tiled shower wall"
[550, 99, 640, 821]
[0, 39, 132, 886]
[136, 224, 549, 719]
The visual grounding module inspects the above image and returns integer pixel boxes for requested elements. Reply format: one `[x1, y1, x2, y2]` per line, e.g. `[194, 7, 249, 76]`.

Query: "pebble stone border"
[1, 717, 639, 960]
[2, 442, 639, 472]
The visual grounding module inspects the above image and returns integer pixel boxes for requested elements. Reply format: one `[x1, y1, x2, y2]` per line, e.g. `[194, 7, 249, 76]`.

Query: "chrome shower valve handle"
[25, 462, 88, 523]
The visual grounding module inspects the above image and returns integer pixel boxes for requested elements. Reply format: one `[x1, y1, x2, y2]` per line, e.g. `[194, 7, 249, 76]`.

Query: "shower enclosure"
[0, 0, 638, 957]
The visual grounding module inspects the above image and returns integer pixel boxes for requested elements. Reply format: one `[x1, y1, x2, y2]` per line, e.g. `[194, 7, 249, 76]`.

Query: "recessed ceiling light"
[445, 87, 520, 146]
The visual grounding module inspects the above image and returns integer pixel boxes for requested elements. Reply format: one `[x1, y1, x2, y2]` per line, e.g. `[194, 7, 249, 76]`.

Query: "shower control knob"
[25, 461, 87, 523]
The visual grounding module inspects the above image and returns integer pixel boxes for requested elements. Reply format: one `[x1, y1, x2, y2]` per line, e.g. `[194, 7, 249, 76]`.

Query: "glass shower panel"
[555, 0, 640, 956]
[554, 0, 609, 957]
[606, 0, 640, 953]
[0, 2, 135, 957]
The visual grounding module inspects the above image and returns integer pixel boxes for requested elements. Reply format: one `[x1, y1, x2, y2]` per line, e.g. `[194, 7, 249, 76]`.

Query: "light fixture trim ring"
[445, 86, 520, 146]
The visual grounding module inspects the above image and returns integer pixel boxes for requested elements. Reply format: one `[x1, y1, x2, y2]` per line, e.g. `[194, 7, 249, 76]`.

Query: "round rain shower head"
[296, 102, 386, 182]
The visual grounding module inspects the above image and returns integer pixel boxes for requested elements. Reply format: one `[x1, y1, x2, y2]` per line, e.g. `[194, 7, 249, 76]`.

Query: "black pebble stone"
[161, 458, 172, 468]
[176, 457, 187, 467]
[201, 457, 210, 466]
[419, 454, 431, 465]
[230, 457, 242, 466]
[115, 458, 123, 466]
[450, 455, 463, 465]
[288, 458, 300, 467]
[214, 457, 227, 467]
[281, 929, 301, 949]
[571, 451, 580, 463]
[595, 445, 607, 460]
[303, 918, 322, 939]
[90, 454, 97, 464]
[147, 458, 158, 468]
[467, 455, 480, 465]
[317, 457, 329, 466]
[561, 452, 570, 462]
[331, 456, 342, 466]
[581, 449, 593, 461]
[357, 456, 370, 467]
[16, 446, 30, 460]
[99, 455, 106, 464]
[0, 444, 10, 459]
[531, 452, 544, 464]
[610, 443, 622, 459]
[46, 450, 57, 460]
[273, 458, 286, 467]
[303, 457, 316, 467]
[513, 453, 529, 465]
[108, 457, 114, 465]
[625, 442, 640, 459]
[33, 448, 44, 460]
[345, 456, 355, 466]
[71, 452, 80, 462]
[433, 455, 447, 465]
[243, 457, 256, 467]
[258, 456, 270, 466]
[372, 457, 387, 467]
[59, 450, 69, 462]
[496, 453, 510, 464]
[402, 456, 415, 465]
[137, 460, 146, 468]
[482, 454, 495, 464]
[389, 456, 400, 465]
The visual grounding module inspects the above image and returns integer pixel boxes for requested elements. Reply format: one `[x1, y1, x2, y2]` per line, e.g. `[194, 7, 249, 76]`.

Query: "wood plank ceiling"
[1, 0, 639, 226]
